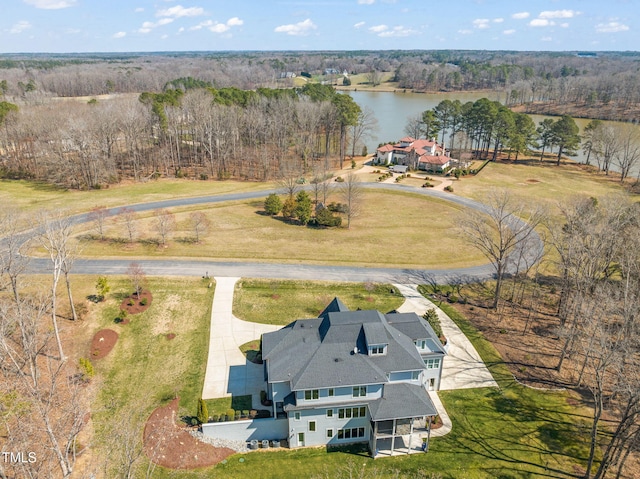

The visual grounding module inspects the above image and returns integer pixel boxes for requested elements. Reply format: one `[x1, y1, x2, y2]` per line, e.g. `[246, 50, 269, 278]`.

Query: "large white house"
[260, 298, 446, 456]
[375, 137, 452, 172]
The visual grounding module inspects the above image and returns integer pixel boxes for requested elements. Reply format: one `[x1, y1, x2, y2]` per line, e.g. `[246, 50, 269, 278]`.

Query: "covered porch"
[367, 383, 438, 458]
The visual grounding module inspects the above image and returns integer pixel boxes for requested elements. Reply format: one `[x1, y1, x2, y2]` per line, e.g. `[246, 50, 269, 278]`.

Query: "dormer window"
[415, 340, 427, 350]
[369, 345, 386, 356]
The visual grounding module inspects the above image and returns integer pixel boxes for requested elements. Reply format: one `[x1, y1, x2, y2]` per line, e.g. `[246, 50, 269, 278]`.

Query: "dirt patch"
[90, 329, 118, 359]
[166, 333, 176, 340]
[143, 398, 234, 469]
[526, 179, 541, 183]
[120, 289, 153, 315]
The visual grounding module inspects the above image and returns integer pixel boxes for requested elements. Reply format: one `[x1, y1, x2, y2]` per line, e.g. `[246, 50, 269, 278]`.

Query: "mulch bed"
[90, 329, 118, 359]
[143, 398, 235, 470]
[120, 289, 153, 315]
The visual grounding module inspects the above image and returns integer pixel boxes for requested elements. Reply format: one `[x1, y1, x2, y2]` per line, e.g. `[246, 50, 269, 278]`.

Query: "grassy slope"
[233, 279, 405, 325]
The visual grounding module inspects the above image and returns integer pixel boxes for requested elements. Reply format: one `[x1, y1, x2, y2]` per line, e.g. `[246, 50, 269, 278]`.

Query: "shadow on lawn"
[441, 387, 590, 479]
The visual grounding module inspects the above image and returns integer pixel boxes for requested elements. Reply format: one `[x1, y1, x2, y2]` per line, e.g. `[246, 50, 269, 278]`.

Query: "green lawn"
[90, 277, 214, 455]
[233, 279, 405, 325]
[0, 178, 271, 214]
[67, 189, 484, 269]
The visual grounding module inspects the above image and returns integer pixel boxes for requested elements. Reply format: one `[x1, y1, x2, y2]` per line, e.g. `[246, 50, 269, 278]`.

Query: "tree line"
[0, 82, 372, 189]
[456, 190, 640, 479]
[407, 98, 640, 181]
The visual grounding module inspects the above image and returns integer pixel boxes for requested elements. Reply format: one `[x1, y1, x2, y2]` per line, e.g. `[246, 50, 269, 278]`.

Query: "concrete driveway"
[201, 277, 280, 409]
[394, 283, 498, 390]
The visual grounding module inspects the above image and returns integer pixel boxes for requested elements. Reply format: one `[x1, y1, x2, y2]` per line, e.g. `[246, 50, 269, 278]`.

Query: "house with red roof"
[374, 137, 452, 173]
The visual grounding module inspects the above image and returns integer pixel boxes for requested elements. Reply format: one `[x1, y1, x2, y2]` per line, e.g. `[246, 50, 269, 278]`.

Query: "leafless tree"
[153, 209, 175, 247]
[339, 172, 363, 230]
[119, 207, 138, 243]
[0, 207, 30, 304]
[127, 262, 146, 298]
[458, 190, 545, 310]
[35, 210, 76, 360]
[614, 124, 640, 182]
[189, 211, 210, 243]
[88, 205, 111, 240]
[350, 106, 378, 158]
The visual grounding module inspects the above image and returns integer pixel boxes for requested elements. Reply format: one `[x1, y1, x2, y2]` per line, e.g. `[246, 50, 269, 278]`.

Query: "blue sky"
[1, 0, 637, 53]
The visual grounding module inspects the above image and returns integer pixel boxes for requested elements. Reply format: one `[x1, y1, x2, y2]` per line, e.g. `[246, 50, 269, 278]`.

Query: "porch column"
[372, 421, 378, 458]
[407, 417, 414, 454]
[390, 419, 396, 456]
[426, 416, 432, 452]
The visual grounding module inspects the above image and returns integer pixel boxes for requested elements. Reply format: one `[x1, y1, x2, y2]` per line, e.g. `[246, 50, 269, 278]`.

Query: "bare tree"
[127, 262, 146, 298]
[153, 209, 175, 247]
[35, 211, 76, 360]
[614, 124, 640, 182]
[458, 190, 545, 309]
[189, 211, 210, 243]
[119, 207, 138, 243]
[350, 106, 378, 158]
[88, 205, 111, 240]
[339, 172, 363, 229]
[0, 207, 30, 304]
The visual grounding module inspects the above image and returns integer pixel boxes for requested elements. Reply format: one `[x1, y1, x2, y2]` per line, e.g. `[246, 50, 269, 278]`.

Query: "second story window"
[352, 386, 367, 398]
[304, 389, 319, 400]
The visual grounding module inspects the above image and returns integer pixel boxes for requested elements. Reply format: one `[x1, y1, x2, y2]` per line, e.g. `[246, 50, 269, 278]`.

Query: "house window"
[360, 406, 366, 417]
[338, 409, 345, 419]
[370, 346, 385, 355]
[411, 370, 420, 380]
[415, 340, 427, 349]
[352, 386, 367, 398]
[327, 428, 334, 438]
[309, 421, 316, 432]
[336, 427, 366, 440]
[326, 409, 333, 418]
[337, 430, 344, 439]
[294, 412, 301, 421]
[425, 358, 440, 369]
[304, 389, 319, 400]
[328, 388, 334, 397]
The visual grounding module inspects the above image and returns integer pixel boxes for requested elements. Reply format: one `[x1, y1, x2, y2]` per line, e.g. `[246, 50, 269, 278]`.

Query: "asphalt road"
[17, 182, 543, 284]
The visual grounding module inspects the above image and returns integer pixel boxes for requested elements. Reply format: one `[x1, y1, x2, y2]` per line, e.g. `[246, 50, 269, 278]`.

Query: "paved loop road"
[20, 182, 543, 284]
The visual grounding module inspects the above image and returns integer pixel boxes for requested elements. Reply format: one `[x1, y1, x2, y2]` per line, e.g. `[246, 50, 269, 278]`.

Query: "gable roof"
[318, 297, 349, 320]
[262, 302, 430, 391]
[419, 155, 450, 165]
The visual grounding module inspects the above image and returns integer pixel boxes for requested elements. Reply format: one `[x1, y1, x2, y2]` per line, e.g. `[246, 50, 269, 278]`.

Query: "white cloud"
[530, 19, 553, 27]
[512, 12, 530, 20]
[473, 19, 490, 29]
[135, 7, 144, 13]
[157, 5, 205, 18]
[596, 21, 629, 33]
[493, 18, 504, 23]
[503, 29, 516, 35]
[23, 0, 76, 9]
[161, 34, 169, 39]
[369, 24, 388, 33]
[458, 29, 472, 35]
[138, 18, 174, 34]
[541, 36, 552, 41]
[193, 17, 244, 34]
[539, 10, 579, 19]
[358, 0, 375, 4]
[227, 17, 243, 26]
[113, 31, 126, 38]
[378, 25, 415, 37]
[9, 21, 32, 34]
[560, 23, 569, 28]
[274, 18, 317, 36]
[354, 21, 365, 28]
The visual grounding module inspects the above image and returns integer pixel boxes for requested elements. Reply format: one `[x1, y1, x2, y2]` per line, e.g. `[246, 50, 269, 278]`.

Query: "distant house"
[260, 298, 446, 456]
[279, 72, 297, 79]
[375, 137, 453, 172]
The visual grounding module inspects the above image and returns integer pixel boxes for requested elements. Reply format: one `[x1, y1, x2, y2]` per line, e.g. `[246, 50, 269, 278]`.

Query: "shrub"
[316, 207, 342, 227]
[250, 410, 257, 418]
[448, 295, 458, 303]
[264, 193, 283, 216]
[423, 308, 443, 340]
[197, 398, 209, 424]
[351, 159, 356, 169]
[334, 176, 344, 182]
[117, 309, 128, 322]
[226, 408, 236, 421]
[242, 410, 249, 418]
[281, 196, 297, 220]
[78, 357, 95, 380]
[95, 276, 110, 301]
[140, 297, 148, 306]
[361, 145, 367, 156]
[199, 173, 209, 180]
[422, 181, 433, 188]
[128, 299, 134, 306]
[444, 185, 454, 192]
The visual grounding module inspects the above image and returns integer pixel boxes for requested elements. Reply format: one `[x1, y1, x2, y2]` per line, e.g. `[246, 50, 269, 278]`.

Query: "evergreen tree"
[264, 193, 283, 216]
[294, 191, 313, 225]
[197, 398, 209, 424]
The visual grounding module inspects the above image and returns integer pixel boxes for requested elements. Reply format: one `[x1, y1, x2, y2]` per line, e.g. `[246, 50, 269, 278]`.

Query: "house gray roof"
[368, 383, 437, 421]
[318, 297, 349, 319]
[386, 312, 446, 355]
[262, 300, 429, 391]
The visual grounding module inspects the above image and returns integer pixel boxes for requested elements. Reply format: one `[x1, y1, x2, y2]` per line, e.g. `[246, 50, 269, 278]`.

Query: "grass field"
[233, 279, 405, 325]
[0, 178, 271, 214]
[67, 189, 485, 269]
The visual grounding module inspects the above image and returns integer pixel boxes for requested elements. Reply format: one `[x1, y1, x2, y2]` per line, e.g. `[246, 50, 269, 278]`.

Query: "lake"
[346, 90, 639, 178]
